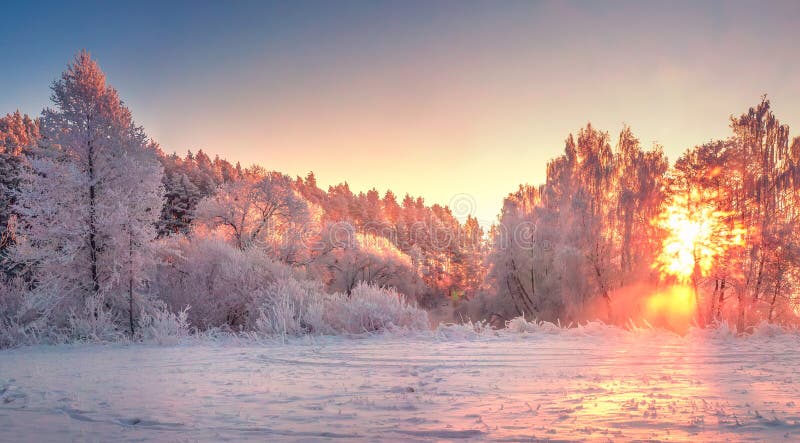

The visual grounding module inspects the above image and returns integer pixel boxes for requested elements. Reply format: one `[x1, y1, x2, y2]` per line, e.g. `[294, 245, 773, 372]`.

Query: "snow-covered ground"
[1, 325, 799, 442]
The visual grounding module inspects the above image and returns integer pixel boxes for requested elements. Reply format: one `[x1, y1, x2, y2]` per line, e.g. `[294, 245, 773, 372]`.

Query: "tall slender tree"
[12, 51, 163, 335]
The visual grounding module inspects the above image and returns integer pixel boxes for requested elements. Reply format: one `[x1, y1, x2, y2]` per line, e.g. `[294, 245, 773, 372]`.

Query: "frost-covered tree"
[311, 227, 425, 299]
[481, 125, 669, 325]
[11, 51, 164, 336]
[160, 171, 203, 235]
[0, 112, 39, 272]
[157, 150, 243, 236]
[195, 168, 310, 254]
[669, 98, 800, 330]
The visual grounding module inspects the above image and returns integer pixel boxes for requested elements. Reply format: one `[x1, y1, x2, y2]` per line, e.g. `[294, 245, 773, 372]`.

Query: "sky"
[2, 0, 799, 224]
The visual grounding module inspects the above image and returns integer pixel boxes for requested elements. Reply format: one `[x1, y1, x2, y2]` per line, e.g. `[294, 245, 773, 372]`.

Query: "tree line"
[1, 52, 798, 345]
[474, 99, 800, 331]
[0, 52, 481, 344]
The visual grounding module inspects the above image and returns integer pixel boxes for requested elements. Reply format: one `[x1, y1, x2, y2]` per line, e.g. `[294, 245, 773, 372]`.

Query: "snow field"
[1, 325, 799, 442]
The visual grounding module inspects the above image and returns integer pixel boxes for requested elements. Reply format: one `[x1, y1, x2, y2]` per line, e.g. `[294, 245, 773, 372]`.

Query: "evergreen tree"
[11, 51, 164, 335]
[0, 112, 39, 274]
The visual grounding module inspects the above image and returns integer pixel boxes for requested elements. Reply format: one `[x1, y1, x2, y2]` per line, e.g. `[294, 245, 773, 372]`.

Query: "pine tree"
[0, 112, 39, 275]
[11, 51, 164, 335]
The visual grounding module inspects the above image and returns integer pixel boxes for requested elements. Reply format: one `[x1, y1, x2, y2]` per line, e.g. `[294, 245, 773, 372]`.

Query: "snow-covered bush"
[686, 320, 738, 341]
[454, 291, 519, 326]
[3, 279, 129, 347]
[153, 235, 429, 338]
[434, 319, 493, 340]
[505, 316, 564, 334]
[322, 282, 429, 333]
[0, 277, 25, 321]
[505, 316, 538, 333]
[0, 278, 26, 348]
[255, 280, 428, 336]
[153, 235, 296, 329]
[0, 278, 44, 347]
[138, 305, 191, 345]
[750, 320, 787, 338]
[65, 294, 126, 342]
[254, 277, 323, 336]
[0, 318, 31, 349]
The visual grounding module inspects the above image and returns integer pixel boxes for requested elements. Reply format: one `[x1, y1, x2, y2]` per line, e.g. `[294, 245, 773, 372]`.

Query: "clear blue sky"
[3, 1, 799, 223]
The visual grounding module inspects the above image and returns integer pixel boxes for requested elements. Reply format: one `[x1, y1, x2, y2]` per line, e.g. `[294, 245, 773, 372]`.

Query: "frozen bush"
[1, 279, 128, 346]
[686, 320, 738, 341]
[0, 278, 55, 347]
[453, 291, 521, 326]
[506, 316, 564, 334]
[323, 282, 429, 333]
[65, 294, 125, 342]
[0, 318, 36, 349]
[153, 235, 295, 329]
[0, 277, 25, 320]
[254, 278, 323, 336]
[434, 319, 493, 340]
[505, 316, 537, 333]
[139, 305, 191, 345]
[153, 235, 430, 338]
[254, 280, 429, 336]
[750, 321, 786, 339]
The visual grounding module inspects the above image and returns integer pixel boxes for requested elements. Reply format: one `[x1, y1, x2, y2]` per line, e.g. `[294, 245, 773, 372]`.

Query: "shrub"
[253, 277, 323, 336]
[153, 235, 295, 329]
[254, 280, 429, 336]
[138, 305, 191, 345]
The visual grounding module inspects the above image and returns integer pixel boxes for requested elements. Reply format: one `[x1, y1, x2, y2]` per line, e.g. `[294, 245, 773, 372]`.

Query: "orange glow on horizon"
[643, 285, 696, 333]
[644, 189, 747, 330]
[653, 190, 744, 284]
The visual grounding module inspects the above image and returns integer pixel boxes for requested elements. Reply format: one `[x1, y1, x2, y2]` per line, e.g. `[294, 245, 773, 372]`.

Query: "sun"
[653, 189, 740, 284]
[655, 196, 707, 283]
[647, 189, 745, 328]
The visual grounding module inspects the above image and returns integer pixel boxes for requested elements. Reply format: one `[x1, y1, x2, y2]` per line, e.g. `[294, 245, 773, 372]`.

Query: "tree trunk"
[768, 278, 781, 323]
[593, 262, 612, 323]
[736, 288, 746, 333]
[128, 227, 135, 338]
[506, 278, 525, 317]
[716, 278, 726, 322]
[86, 123, 100, 319]
[752, 250, 765, 302]
[691, 250, 704, 328]
[692, 273, 703, 328]
[709, 279, 718, 323]
[509, 257, 536, 315]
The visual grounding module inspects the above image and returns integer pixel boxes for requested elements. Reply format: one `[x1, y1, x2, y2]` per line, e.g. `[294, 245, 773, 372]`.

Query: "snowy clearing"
[1, 327, 799, 442]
